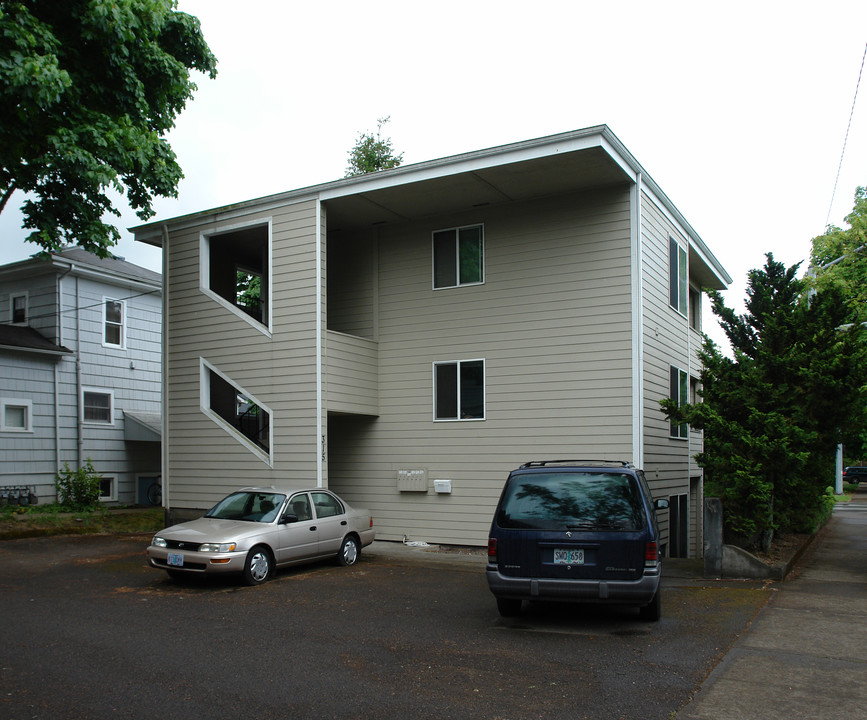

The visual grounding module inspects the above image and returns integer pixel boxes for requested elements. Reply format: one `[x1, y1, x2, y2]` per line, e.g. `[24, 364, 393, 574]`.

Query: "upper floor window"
[434, 359, 485, 421]
[669, 237, 688, 316]
[202, 222, 270, 331]
[433, 224, 484, 289]
[83, 389, 113, 424]
[104, 298, 125, 348]
[10, 293, 27, 324]
[1, 398, 32, 432]
[689, 286, 701, 331]
[669, 366, 688, 439]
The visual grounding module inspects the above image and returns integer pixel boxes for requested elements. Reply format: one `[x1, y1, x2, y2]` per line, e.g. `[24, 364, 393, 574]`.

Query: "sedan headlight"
[199, 542, 237, 553]
[152, 536, 167, 548]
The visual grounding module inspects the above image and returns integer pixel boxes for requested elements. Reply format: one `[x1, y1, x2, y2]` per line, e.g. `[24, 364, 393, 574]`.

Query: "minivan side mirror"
[654, 499, 670, 511]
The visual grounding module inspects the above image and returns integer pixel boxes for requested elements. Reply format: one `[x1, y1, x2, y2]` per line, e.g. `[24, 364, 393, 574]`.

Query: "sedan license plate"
[167, 553, 184, 567]
[554, 548, 584, 565]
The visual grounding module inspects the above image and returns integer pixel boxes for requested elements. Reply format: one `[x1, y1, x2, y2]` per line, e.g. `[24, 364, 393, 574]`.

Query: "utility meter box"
[433, 479, 452, 494]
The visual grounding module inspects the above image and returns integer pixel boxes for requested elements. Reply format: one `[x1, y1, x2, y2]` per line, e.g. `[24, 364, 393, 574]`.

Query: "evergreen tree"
[663, 255, 867, 549]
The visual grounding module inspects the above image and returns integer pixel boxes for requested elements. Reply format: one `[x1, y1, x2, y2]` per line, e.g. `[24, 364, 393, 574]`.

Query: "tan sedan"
[147, 487, 375, 584]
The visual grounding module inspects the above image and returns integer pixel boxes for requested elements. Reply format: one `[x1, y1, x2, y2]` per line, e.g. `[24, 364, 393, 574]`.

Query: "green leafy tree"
[663, 255, 867, 549]
[345, 116, 404, 177]
[808, 186, 867, 325]
[0, 0, 217, 257]
[808, 187, 867, 460]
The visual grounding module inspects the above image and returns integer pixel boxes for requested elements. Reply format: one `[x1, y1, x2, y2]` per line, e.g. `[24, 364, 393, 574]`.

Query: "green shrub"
[55, 460, 102, 510]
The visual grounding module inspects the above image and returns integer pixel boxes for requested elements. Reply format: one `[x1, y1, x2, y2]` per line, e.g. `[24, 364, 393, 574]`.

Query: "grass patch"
[0, 505, 164, 540]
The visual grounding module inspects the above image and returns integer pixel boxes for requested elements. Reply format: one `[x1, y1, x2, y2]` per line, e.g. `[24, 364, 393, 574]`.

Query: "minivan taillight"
[645, 542, 659, 568]
[487, 538, 498, 564]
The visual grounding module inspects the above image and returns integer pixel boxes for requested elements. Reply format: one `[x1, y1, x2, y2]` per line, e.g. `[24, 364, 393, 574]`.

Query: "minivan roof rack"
[518, 460, 635, 469]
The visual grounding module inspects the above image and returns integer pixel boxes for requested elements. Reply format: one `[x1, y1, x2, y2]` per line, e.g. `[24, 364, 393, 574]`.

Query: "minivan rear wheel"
[496, 597, 522, 617]
[639, 589, 661, 621]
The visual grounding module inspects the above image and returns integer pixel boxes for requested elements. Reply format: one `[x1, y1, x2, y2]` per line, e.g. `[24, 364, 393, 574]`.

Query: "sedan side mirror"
[280, 513, 299, 524]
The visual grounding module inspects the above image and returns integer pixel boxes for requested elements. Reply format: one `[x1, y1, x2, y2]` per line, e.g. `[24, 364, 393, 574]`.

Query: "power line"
[825, 40, 867, 232]
[2, 287, 160, 326]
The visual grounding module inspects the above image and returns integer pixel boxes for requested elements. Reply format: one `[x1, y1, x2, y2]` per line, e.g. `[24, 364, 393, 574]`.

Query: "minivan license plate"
[167, 553, 184, 567]
[554, 548, 584, 565]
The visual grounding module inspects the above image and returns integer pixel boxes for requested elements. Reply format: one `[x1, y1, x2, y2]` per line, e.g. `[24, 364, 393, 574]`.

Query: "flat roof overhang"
[133, 125, 730, 289]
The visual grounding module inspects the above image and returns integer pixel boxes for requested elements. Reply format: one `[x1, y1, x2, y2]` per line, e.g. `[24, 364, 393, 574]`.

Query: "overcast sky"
[2, 0, 866, 348]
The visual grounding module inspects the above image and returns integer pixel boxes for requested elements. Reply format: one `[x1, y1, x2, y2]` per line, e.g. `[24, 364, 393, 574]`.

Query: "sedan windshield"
[205, 491, 286, 523]
[497, 472, 647, 531]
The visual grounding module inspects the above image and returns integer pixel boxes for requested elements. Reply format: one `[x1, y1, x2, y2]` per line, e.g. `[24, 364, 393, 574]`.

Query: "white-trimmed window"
[669, 366, 689, 439]
[669, 237, 688, 316]
[98, 476, 116, 501]
[82, 389, 114, 424]
[1, 398, 32, 432]
[201, 221, 271, 332]
[200, 358, 273, 463]
[689, 286, 701, 331]
[433, 224, 484, 289]
[10, 293, 28, 324]
[434, 359, 485, 421]
[103, 298, 125, 348]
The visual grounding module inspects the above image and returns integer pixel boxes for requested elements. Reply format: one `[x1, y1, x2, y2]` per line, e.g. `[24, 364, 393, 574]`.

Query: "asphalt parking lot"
[0, 534, 772, 720]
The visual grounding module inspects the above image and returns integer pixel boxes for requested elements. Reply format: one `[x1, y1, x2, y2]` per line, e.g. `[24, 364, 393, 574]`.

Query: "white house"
[0, 248, 162, 504]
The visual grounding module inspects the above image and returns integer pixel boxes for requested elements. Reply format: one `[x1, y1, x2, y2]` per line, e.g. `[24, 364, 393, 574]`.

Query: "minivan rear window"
[496, 472, 647, 531]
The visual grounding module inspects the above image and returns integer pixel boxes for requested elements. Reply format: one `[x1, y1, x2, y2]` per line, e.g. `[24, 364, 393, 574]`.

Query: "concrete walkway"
[677, 489, 867, 719]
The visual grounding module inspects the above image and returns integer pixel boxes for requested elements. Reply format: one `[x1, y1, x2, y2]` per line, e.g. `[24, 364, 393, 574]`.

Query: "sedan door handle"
[341, 520, 347, 526]
[310, 526, 317, 531]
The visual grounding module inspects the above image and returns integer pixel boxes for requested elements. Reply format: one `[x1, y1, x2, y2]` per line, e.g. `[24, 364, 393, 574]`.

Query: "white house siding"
[58, 274, 162, 502]
[1, 274, 60, 494]
[640, 187, 704, 557]
[163, 200, 322, 516]
[326, 186, 635, 545]
[0, 353, 60, 493]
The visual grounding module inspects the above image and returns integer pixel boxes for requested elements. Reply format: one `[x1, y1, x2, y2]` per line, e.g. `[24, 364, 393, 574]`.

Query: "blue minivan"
[486, 460, 669, 620]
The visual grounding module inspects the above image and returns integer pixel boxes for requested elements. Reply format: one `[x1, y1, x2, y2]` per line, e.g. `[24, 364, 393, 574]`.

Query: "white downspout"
[631, 174, 644, 467]
[74, 272, 83, 468]
[160, 225, 170, 512]
[315, 199, 324, 487]
[55, 267, 71, 475]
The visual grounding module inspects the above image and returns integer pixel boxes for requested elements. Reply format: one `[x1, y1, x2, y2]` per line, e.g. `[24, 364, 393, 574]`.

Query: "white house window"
[11, 293, 27, 324]
[104, 298, 125, 347]
[433, 224, 484, 289]
[669, 237, 688, 316]
[689, 286, 701, 331]
[434, 359, 485, 420]
[99, 476, 116, 501]
[1, 399, 32, 432]
[669, 366, 689, 439]
[83, 389, 113, 424]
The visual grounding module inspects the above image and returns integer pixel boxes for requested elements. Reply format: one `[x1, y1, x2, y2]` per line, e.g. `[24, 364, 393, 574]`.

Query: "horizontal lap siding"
[328, 187, 635, 545]
[640, 189, 701, 555]
[165, 200, 321, 511]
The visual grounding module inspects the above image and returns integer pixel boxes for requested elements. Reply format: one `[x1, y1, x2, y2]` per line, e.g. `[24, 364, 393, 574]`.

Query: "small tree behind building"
[345, 117, 404, 177]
